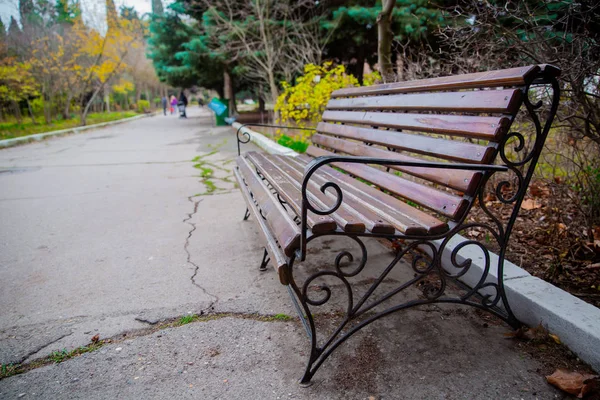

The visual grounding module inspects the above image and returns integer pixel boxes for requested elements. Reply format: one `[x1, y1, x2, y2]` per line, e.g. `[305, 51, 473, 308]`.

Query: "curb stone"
[0, 113, 155, 149]
[234, 123, 600, 372]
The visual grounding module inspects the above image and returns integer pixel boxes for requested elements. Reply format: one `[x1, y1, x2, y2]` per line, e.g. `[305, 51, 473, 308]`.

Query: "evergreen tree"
[320, 0, 446, 83]
[0, 18, 6, 42]
[8, 16, 21, 37]
[56, 0, 82, 25]
[152, 0, 164, 16]
[19, 0, 35, 23]
[120, 5, 139, 21]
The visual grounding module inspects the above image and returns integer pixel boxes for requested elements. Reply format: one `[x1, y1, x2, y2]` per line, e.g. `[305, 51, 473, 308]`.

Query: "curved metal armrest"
[297, 155, 507, 260]
[235, 123, 316, 156]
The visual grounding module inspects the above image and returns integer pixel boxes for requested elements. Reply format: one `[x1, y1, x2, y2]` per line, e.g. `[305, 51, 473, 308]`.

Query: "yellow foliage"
[363, 71, 382, 86]
[275, 62, 359, 133]
[112, 79, 135, 94]
[0, 56, 38, 102]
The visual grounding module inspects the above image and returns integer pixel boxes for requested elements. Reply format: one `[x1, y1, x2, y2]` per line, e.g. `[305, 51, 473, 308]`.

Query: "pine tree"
[152, 0, 164, 16]
[0, 18, 6, 42]
[18, 0, 39, 29]
[56, 0, 82, 25]
[8, 16, 20, 37]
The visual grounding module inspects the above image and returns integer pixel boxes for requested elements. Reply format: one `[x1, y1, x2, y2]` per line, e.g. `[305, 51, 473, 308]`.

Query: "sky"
[0, 0, 172, 28]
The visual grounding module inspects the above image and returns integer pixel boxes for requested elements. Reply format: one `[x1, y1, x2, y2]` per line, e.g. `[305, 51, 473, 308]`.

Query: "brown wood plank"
[331, 65, 540, 97]
[257, 154, 369, 234]
[311, 133, 481, 194]
[266, 154, 396, 234]
[321, 111, 509, 140]
[284, 155, 449, 235]
[237, 156, 300, 256]
[234, 167, 290, 285]
[245, 152, 336, 234]
[327, 89, 522, 114]
[305, 146, 469, 220]
[316, 122, 496, 164]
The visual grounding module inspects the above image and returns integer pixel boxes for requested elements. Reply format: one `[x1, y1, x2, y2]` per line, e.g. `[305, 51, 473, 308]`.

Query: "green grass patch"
[277, 134, 309, 153]
[203, 179, 217, 193]
[0, 111, 140, 140]
[177, 314, 198, 326]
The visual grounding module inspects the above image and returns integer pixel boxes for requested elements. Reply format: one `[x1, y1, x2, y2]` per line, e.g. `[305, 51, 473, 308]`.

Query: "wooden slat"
[321, 111, 509, 140]
[311, 133, 481, 194]
[260, 154, 396, 235]
[327, 89, 522, 114]
[331, 65, 540, 98]
[316, 122, 496, 164]
[236, 156, 300, 256]
[245, 152, 336, 234]
[234, 167, 290, 285]
[285, 155, 449, 235]
[305, 146, 469, 220]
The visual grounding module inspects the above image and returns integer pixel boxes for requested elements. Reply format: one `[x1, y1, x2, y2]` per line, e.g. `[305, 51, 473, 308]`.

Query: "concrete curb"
[235, 123, 600, 372]
[231, 122, 298, 157]
[0, 113, 155, 149]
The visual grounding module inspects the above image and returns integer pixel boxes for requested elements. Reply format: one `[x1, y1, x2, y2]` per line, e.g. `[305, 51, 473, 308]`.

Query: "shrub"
[137, 100, 150, 113]
[275, 62, 360, 130]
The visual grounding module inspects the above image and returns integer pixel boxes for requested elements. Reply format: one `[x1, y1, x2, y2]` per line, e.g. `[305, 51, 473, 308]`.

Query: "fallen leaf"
[554, 176, 562, 184]
[522, 199, 542, 211]
[549, 333, 561, 344]
[546, 369, 598, 397]
[581, 376, 600, 398]
[91, 334, 100, 344]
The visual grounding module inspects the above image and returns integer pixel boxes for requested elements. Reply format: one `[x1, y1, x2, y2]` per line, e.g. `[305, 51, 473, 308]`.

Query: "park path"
[0, 109, 562, 399]
[0, 107, 254, 365]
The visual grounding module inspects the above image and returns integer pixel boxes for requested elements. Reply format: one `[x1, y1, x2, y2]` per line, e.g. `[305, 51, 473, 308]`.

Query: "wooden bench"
[234, 65, 561, 385]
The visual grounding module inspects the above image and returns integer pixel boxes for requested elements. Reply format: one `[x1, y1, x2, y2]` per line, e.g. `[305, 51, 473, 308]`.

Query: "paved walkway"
[0, 108, 562, 399]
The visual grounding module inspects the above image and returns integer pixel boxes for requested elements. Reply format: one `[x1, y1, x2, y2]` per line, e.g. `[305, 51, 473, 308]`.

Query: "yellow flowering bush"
[363, 71, 382, 86]
[275, 62, 359, 131]
[274, 63, 383, 152]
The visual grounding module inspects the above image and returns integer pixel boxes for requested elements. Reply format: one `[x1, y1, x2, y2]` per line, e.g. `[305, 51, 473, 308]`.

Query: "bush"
[137, 100, 150, 113]
[275, 62, 360, 130]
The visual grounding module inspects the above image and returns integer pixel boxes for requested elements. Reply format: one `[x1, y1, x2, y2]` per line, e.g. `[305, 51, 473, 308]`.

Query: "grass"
[0, 111, 140, 140]
[177, 314, 198, 326]
[0, 311, 296, 381]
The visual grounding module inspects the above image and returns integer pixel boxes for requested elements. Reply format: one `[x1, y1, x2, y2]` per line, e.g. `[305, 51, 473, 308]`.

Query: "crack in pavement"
[15, 332, 73, 364]
[184, 196, 219, 310]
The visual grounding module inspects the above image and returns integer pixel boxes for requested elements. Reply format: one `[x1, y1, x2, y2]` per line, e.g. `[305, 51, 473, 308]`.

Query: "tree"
[377, 0, 396, 82]
[0, 19, 6, 43]
[56, 0, 82, 25]
[320, 1, 445, 83]
[152, 0, 164, 16]
[196, 0, 323, 105]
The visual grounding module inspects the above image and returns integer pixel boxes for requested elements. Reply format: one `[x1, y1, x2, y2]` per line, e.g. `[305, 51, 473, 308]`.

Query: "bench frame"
[235, 67, 560, 385]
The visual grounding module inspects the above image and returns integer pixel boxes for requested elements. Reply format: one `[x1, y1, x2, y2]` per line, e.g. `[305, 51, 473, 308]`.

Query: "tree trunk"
[104, 86, 110, 113]
[81, 85, 105, 126]
[267, 70, 279, 121]
[377, 0, 396, 83]
[27, 99, 37, 125]
[63, 94, 72, 120]
[12, 101, 22, 123]
[223, 69, 236, 115]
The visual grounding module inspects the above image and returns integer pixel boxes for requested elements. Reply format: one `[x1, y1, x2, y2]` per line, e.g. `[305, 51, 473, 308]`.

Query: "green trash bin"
[207, 98, 229, 126]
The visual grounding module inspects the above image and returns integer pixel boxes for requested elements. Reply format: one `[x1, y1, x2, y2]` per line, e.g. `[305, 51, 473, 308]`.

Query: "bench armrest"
[235, 123, 316, 156]
[297, 155, 508, 260]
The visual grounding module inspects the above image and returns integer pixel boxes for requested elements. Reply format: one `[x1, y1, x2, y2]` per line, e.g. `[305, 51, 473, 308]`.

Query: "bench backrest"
[307, 65, 559, 223]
